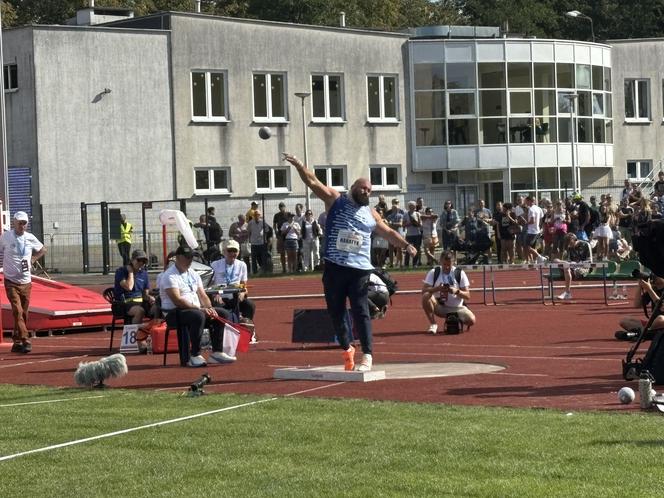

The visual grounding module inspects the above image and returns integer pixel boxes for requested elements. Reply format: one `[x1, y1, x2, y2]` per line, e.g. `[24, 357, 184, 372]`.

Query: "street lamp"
[565, 10, 595, 43]
[294, 91, 311, 212]
[564, 93, 580, 195]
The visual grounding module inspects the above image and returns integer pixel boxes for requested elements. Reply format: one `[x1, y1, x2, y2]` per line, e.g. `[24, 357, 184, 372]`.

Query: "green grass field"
[1, 385, 663, 497]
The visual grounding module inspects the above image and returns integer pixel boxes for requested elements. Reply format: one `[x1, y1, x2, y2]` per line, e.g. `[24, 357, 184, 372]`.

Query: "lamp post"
[565, 93, 579, 194]
[565, 10, 595, 43]
[294, 91, 311, 212]
[0, 8, 10, 215]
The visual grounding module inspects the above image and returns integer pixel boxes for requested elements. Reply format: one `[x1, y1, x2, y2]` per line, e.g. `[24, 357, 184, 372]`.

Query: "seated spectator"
[421, 251, 475, 334]
[553, 233, 593, 300]
[368, 272, 390, 320]
[113, 249, 155, 353]
[158, 245, 233, 367]
[210, 240, 257, 341]
[616, 274, 664, 341]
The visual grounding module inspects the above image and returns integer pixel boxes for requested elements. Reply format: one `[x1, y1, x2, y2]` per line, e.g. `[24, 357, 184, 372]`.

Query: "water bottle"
[639, 371, 654, 409]
[200, 328, 211, 351]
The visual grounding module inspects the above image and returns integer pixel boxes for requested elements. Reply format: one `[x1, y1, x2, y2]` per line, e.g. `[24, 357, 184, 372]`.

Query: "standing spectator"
[403, 201, 422, 267]
[524, 196, 547, 263]
[229, 214, 251, 272]
[621, 179, 631, 203]
[301, 208, 321, 271]
[386, 198, 405, 268]
[371, 207, 390, 268]
[440, 200, 459, 252]
[293, 203, 305, 271]
[513, 195, 527, 261]
[117, 213, 133, 266]
[551, 200, 568, 259]
[193, 214, 208, 248]
[273, 202, 290, 273]
[0, 212, 47, 353]
[492, 201, 503, 263]
[573, 193, 592, 241]
[247, 210, 268, 273]
[475, 199, 492, 221]
[283, 153, 416, 372]
[653, 171, 664, 199]
[245, 201, 259, 222]
[281, 212, 301, 273]
[496, 203, 517, 264]
[375, 194, 388, 213]
[415, 197, 425, 213]
[617, 198, 634, 243]
[594, 198, 614, 260]
[421, 207, 439, 265]
[317, 210, 327, 266]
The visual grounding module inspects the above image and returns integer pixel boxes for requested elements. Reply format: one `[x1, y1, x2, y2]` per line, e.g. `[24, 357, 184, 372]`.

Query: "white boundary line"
[0, 382, 344, 462]
[0, 355, 89, 369]
[0, 395, 106, 408]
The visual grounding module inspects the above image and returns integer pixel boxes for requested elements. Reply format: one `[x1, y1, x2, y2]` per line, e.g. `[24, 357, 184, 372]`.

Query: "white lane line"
[0, 397, 278, 462]
[0, 355, 89, 369]
[488, 372, 549, 377]
[0, 395, 106, 408]
[378, 351, 619, 363]
[0, 382, 344, 462]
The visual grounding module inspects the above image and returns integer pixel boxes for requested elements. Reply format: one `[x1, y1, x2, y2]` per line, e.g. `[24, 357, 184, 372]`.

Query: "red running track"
[0, 271, 645, 412]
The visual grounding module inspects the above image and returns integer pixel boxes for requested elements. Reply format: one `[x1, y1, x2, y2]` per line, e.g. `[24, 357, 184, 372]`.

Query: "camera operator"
[615, 271, 664, 341]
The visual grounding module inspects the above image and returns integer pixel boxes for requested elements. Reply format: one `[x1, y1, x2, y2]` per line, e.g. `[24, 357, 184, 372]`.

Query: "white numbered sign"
[120, 324, 139, 353]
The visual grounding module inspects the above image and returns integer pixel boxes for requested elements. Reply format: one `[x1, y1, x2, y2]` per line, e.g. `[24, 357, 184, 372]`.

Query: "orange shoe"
[342, 345, 355, 371]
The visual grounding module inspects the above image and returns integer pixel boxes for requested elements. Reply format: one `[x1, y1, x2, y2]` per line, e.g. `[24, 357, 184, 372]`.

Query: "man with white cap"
[0, 211, 46, 353]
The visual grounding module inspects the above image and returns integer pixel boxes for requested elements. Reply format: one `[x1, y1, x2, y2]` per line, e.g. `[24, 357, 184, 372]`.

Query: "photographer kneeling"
[615, 272, 664, 341]
[421, 251, 475, 334]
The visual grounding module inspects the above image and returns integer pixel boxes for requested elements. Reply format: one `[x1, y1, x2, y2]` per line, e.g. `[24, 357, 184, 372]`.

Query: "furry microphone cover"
[74, 353, 128, 388]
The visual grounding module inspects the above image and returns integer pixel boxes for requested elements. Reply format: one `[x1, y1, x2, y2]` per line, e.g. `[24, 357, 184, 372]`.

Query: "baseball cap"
[13, 211, 28, 222]
[175, 246, 195, 258]
[225, 240, 240, 252]
[251, 201, 258, 207]
[391, 198, 399, 204]
[131, 249, 148, 262]
[572, 193, 583, 201]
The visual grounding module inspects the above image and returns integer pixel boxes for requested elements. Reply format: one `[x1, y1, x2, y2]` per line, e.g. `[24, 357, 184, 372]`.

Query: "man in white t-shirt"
[0, 211, 46, 353]
[159, 245, 232, 367]
[524, 196, 547, 264]
[421, 251, 475, 334]
[211, 240, 257, 342]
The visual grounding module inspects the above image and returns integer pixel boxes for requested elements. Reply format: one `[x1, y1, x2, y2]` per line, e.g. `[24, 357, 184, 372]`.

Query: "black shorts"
[525, 233, 540, 248]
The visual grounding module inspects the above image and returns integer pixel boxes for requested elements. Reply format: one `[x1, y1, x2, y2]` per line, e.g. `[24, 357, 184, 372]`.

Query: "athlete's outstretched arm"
[283, 153, 339, 211]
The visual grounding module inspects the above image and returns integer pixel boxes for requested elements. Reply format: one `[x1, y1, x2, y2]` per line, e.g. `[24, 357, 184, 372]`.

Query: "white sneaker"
[557, 291, 572, 300]
[208, 351, 237, 364]
[249, 333, 258, 345]
[427, 323, 438, 335]
[354, 354, 372, 372]
[187, 355, 207, 367]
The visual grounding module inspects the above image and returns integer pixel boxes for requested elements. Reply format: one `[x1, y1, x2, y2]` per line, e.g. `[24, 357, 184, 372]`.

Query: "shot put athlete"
[283, 153, 416, 372]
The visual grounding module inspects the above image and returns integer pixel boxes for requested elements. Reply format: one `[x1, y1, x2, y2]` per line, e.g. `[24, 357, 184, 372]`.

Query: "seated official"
[421, 251, 475, 334]
[113, 249, 155, 352]
[158, 245, 233, 367]
[210, 240, 256, 324]
[616, 274, 664, 341]
[553, 233, 592, 301]
[367, 272, 389, 320]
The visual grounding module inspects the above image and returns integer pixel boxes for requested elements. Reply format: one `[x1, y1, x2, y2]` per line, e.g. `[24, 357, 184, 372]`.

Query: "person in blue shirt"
[283, 153, 416, 372]
[113, 249, 155, 342]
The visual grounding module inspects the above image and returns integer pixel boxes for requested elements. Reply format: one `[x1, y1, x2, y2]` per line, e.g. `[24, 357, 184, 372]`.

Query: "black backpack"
[208, 220, 223, 243]
[372, 267, 398, 296]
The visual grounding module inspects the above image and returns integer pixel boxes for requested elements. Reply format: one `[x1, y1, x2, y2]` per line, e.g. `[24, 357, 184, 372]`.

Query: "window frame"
[252, 72, 288, 123]
[366, 74, 399, 123]
[626, 160, 652, 181]
[369, 164, 400, 191]
[193, 167, 231, 195]
[624, 78, 651, 122]
[313, 165, 347, 191]
[3, 63, 17, 92]
[311, 73, 346, 123]
[255, 166, 291, 194]
[190, 70, 229, 123]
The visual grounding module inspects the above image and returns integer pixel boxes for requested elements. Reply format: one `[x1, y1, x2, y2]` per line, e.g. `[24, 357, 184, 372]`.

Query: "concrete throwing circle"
[378, 362, 505, 380]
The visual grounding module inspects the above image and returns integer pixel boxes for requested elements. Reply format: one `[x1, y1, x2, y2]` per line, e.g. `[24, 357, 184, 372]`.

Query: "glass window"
[449, 92, 475, 116]
[627, 160, 652, 180]
[191, 71, 227, 120]
[508, 117, 533, 143]
[3, 63, 18, 91]
[314, 166, 346, 189]
[593, 118, 605, 142]
[534, 63, 555, 88]
[592, 66, 603, 90]
[624, 79, 650, 120]
[535, 117, 556, 143]
[511, 168, 534, 191]
[605, 119, 613, 143]
[576, 64, 591, 89]
[194, 168, 230, 193]
[478, 63, 505, 88]
[195, 170, 209, 190]
[432, 171, 444, 184]
[414, 63, 445, 90]
[253, 73, 286, 120]
[367, 75, 398, 120]
[592, 93, 604, 116]
[557, 92, 576, 114]
[558, 117, 571, 142]
[537, 168, 558, 190]
[577, 118, 592, 142]
[415, 92, 446, 118]
[480, 118, 507, 144]
[256, 167, 289, 192]
[369, 165, 400, 189]
[605, 94, 612, 118]
[535, 90, 556, 116]
[509, 91, 531, 114]
[256, 169, 270, 189]
[446, 63, 475, 89]
[312, 74, 344, 120]
[557, 63, 575, 88]
[415, 120, 446, 146]
[508, 63, 531, 88]
[604, 67, 612, 91]
[480, 90, 506, 117]
[578, 91, 592, 116]
[448, 119, 478, 145]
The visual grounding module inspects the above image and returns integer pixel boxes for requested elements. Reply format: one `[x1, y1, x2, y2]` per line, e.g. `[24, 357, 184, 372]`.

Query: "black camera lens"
[190, 373, 211, 392]
[631, 268, 651, 280]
